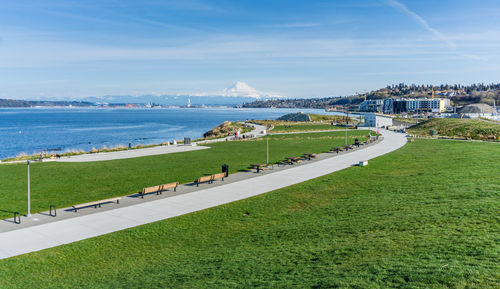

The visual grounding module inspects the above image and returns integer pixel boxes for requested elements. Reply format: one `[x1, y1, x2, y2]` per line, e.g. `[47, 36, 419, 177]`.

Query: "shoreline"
[0, 107, 341, 160]
[1, 122, 267, 164]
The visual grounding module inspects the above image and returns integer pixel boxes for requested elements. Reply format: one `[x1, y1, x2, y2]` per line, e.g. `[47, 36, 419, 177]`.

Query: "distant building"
[360, 98, 450, 114]
[361, 113, 394, 127]
[359, 99, 383, 112]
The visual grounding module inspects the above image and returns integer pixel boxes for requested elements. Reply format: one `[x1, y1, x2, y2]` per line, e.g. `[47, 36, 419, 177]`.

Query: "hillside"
[243, 83, 500, 109]
[408, 118, 500, 140]
[0, 98, 95, 108]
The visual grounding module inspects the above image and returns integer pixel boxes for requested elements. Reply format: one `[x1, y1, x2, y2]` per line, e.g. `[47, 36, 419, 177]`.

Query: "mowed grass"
[272, 123, 347, 132]
[408, 118, 500, 140]
[0, 140, 499, 288]
[0, 130, 370, 219]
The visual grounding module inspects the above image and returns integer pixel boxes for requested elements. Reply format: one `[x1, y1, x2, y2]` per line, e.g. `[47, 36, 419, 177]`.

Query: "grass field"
[271, 123, 346, 132]
[408, 118, 500, 140]
[0, 139, 498, 288]
[0, 130, 370, 219]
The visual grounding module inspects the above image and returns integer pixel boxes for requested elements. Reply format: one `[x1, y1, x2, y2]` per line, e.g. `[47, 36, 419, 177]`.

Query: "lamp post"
[266, 132, 269, 165]
[27, 160, 31, 217]
[344, 105, 349, 146]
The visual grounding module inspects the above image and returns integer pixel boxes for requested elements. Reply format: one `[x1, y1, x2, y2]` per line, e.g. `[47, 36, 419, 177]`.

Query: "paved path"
[55, 144, 209, 162]
[0, 129, 406, 260]
[54, 122, 266, 162]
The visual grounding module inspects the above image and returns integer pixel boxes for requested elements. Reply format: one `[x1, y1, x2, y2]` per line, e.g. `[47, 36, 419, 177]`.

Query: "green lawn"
[408, 118, 500, 140]
[0, 139, 498, 288]
[272, 123, 347, 132]
[0, 130, 370, 219]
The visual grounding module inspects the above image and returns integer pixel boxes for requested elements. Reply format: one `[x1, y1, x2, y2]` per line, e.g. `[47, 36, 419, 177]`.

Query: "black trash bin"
[222, 164, 229, 177]
[354, 138, 359, 147]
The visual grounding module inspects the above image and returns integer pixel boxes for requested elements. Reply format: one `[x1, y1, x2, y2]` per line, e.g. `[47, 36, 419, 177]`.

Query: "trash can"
[184, 137, 191, 145]
[354, 138, 359, 146]
[222, 164, 229, 177]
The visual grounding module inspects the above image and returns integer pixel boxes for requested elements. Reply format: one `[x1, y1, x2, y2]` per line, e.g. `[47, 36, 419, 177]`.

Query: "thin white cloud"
[383, 0, 485, 60]
[1, 34, 496, 68]
[266, 22, 321, 28]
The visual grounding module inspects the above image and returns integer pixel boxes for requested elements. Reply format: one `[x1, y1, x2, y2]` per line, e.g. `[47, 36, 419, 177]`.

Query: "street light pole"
[345, 105, 349, 146]
[27, 160, 31, 217]
[266, 133, 269, 165]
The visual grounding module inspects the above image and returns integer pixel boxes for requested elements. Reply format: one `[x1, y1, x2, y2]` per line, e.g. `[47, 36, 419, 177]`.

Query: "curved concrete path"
[52, 122, 266, 162]
[0, 129, 406, 260]
[55, 144, 209, 163]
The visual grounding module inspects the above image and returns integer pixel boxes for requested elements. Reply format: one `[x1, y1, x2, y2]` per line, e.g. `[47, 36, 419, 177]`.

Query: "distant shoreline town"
[1, 83, 499, 117]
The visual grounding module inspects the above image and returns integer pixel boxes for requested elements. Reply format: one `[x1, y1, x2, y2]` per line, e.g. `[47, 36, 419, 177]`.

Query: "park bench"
[211, 172, 226, 182]
[140, 185, 162, 198]
[160, 182, 179, 193]
[72, 197, 121, 212]
[195, 175, 213, 186]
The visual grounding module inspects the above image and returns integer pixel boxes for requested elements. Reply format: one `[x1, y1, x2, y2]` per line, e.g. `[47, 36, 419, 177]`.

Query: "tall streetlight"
[266, 132, 269, 165]
[27, 160, 31, 217]
[344, 105, 349, 146]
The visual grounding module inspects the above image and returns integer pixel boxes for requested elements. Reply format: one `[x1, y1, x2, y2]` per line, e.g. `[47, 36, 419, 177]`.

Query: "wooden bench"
[72, 197, 121, 212]
[211, 172, 226, 182]
[195, 175, 213, 186]
[140, 185, 162, 198]
[160, 182, 179, 193]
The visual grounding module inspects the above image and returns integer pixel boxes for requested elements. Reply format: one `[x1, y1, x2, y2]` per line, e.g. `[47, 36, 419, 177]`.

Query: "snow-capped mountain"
[83, 82, 284, 106]
[220, 81, 282, 99]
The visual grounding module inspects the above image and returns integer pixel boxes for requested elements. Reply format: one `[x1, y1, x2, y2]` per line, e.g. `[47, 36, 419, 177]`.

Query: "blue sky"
[0, 0, 499, 99]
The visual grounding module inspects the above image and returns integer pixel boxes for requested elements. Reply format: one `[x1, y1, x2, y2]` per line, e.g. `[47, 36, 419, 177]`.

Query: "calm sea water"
[0, 107, 338, 159]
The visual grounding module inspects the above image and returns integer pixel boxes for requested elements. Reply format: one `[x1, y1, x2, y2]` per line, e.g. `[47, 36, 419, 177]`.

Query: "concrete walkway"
[0, 129, 406, 260]
[54, 122, 266, 162]
[55, 144, 209, 162]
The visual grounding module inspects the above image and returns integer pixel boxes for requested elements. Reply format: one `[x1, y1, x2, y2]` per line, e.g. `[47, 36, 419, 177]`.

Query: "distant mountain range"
[3, 82, 497, 109]
[0, 82, 284, 107]
[84, 81, 283, 106]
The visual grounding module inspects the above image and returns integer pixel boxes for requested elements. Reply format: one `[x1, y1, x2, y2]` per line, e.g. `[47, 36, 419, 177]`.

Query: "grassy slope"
[308, 113, 350, 122]
[0, 140, 499, 288]
[0, 131, 370, 219]
[408, 118, 500, 140]
[272, 123, 345, 132]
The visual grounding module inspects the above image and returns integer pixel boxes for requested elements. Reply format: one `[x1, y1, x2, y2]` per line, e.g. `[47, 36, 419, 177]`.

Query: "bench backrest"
[197, 175, 212, 183]
[161, 182, 179, 190]
[142, 185, 161, 194]
[212, 172, 225, 180]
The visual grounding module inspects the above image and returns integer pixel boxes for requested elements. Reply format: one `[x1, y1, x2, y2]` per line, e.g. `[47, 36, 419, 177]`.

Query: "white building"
[362, 113, 394, 127]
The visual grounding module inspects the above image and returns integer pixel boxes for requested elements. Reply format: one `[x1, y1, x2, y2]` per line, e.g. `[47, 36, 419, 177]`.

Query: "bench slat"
[161, 182, 179, 191]
[142, 185, 161, 194]
[73, 197, 121, 211]
[212, 173, 225, 180]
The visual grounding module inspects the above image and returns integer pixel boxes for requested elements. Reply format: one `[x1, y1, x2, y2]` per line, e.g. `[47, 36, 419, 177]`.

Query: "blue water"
[0, 107, 339, 159]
